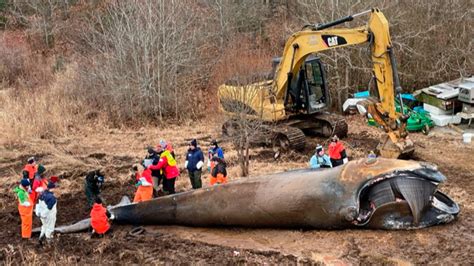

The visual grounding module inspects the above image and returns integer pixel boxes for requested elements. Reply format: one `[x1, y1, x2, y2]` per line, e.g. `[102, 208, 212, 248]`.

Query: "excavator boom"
[272, 8, 413, 158]
[218, 8, 414, 158]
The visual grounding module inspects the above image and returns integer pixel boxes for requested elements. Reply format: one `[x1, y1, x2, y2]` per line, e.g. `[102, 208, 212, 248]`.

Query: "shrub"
[0, 39, 27, 86]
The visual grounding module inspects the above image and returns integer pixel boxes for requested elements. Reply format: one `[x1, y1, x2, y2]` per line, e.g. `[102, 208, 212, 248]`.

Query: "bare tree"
[208, 0, 270, 51]
[215, 42, 274, 177]
[74, 0, 207, 124]
[7, 0, 72, 48]
[220, 78, 270, 177]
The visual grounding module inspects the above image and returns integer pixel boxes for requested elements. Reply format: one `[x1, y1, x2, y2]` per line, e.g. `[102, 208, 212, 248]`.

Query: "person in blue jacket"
[185, 139, 205, 189]
[309, 144, 332, 169]
[207, 139, 224, 171]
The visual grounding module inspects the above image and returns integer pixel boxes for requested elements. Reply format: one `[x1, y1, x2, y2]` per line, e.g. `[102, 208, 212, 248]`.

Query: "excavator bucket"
[377, 134, 415, 159]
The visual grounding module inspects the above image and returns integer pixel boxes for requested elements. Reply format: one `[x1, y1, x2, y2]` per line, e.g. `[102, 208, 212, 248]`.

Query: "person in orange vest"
[23, 157, 38, 182]
[148, 140, 180, 195]
[328, 135, 348, 167]
[132, 164, 154, 203]
[209, 156, 228, 185]
[90, 197, 111, 237]
[14, 178, 33, 239]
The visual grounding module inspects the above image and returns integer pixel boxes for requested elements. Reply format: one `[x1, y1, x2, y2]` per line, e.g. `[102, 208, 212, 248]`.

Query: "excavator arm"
[273, 8, 414, 158]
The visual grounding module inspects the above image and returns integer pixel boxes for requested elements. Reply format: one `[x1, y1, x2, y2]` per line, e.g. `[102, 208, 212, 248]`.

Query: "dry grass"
[0, 63, 94, 142]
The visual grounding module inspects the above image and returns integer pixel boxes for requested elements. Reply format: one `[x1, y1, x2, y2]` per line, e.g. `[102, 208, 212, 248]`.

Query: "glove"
[135, 181, 142, 187]
[196, 161, 204, 170]
[343, 158, 349, 164]
[110, 214, 115, 220]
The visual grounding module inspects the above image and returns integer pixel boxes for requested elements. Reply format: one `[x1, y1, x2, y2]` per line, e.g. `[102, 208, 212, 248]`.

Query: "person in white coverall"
[35, 181, 57, 244]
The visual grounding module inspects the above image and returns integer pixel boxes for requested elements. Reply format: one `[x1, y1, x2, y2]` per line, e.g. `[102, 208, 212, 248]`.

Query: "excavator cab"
[299, 57, 329, 114]
[273, 57, 330, 114]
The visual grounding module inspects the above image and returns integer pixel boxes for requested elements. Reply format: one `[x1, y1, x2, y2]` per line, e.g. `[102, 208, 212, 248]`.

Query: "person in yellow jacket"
[14, 179, 33, 239]
[148, 140, 180, 194]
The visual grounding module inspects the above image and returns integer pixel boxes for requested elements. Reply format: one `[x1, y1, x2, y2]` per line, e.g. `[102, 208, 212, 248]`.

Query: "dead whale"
[43, 158, 459, 233]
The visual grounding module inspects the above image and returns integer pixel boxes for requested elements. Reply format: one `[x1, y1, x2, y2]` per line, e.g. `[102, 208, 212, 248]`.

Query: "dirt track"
[0, 117, 473, 264]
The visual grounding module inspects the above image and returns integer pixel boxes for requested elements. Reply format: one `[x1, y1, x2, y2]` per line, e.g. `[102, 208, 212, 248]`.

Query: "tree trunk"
[243, 137, 250, 177]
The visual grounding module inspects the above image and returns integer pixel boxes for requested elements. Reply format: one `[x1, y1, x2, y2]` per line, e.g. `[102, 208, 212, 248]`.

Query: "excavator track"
[222, 120, 306, 152]
[272, 126, 306, 151]
[311, 112, 348, 138]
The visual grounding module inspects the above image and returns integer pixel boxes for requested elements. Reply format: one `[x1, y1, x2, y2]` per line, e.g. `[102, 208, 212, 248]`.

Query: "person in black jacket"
[143, 147, 163, 196]
[84, 170, 105, 208]
[185, 139, 204, 189]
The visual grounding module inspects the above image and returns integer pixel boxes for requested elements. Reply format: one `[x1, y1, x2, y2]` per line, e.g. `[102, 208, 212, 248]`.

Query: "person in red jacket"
[31, 167, 48, 204]
[148, 140, 179, 195]
[132, 164, 154, 202]
[328, 135, 348, 167]
[90, 197, 111, 237]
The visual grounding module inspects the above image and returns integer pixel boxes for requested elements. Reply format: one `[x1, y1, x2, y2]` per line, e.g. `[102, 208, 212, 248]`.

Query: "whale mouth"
[355, 167, 460, 229]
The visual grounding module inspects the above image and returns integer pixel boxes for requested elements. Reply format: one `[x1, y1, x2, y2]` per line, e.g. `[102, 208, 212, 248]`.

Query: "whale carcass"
[49, 158, 460, 232]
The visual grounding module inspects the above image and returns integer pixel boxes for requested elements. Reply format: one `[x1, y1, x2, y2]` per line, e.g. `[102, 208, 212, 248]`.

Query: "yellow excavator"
[218, 8, 414, 158]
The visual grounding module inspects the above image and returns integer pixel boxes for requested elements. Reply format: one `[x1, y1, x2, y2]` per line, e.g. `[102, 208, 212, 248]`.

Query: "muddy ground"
[0, 116, 473, 264]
